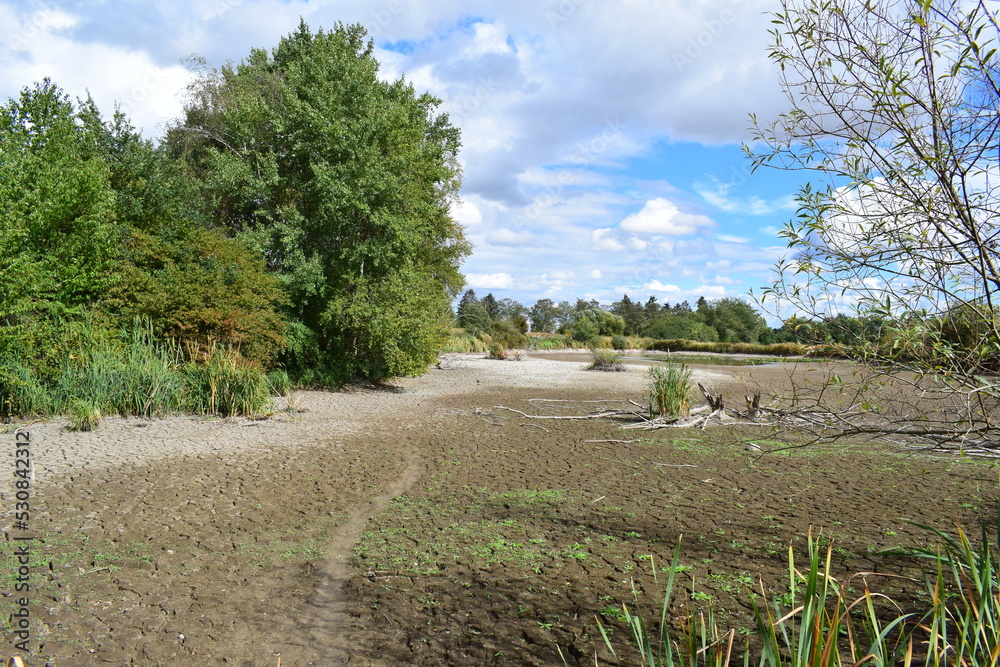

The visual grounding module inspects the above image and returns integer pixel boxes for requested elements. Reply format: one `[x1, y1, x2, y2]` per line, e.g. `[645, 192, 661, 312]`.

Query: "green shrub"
[589, 348, 625, 372]
[108, 228, 288, 365]
[647, 363, 692, 419]
[487, 342, 509, 360]
[66, 398, 102, 432]
[611, 334, 629, 350]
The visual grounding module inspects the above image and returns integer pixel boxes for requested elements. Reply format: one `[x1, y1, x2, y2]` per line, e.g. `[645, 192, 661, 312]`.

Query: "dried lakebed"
[3, 353, 995, 665]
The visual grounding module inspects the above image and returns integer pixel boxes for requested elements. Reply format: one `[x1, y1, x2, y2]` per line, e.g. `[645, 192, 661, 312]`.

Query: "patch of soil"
[7, 358, 997, 666]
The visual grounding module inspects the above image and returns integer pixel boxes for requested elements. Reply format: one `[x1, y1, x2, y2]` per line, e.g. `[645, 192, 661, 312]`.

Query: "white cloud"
[466, 272, 515, 289]
[592, 228, 625, 251]
[589, 269, 603, 279]
[487, 228, 536, 246]
[644, 280, 681, 293]
[694, 285, 728, 297]
[716, 234, 748, 244]
[466, 22, 512, 57]
[620, 198, 714, 236]
[450, 199, 483, 227]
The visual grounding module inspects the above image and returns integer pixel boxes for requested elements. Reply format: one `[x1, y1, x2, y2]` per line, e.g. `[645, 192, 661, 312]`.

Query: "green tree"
[0, 81, 120, 365]
[573, 308, 626, 337]
[528, 298, 558, 333]
[0, 82, 118, 313]
[480, 293, 501, 321]
[168, 21, 468, 381]
[610, 294, 648, 335]
[749, 0, 1000, 448]
[696, 298, 769, 343]
[644, 314, 718, 342]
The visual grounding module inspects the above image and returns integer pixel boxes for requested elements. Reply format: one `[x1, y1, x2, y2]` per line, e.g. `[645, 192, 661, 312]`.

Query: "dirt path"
[297, 447, 425, 664]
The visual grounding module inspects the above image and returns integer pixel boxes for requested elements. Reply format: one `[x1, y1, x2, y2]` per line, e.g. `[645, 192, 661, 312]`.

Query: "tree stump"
[698, 383, 724, 412]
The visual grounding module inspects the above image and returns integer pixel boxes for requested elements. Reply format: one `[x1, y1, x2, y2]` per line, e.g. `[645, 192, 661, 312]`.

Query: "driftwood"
[699, 383, 724, 412]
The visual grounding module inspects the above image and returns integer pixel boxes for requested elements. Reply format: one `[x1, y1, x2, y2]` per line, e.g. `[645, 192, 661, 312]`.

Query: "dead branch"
[494, 405, 623, 420]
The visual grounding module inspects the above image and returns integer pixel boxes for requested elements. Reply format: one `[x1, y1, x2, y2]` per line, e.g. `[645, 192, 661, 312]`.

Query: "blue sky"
[0, 0, 809, 316]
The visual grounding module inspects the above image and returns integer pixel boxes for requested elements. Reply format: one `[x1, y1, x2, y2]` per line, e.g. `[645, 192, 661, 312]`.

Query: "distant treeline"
[455, 290, 890, 348]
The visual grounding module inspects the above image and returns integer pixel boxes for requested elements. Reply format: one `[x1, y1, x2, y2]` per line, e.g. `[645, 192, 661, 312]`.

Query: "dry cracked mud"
[2, 352, 996, 665]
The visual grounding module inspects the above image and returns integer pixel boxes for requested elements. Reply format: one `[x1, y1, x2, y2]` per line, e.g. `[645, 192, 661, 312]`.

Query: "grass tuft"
[65, 398, 102, 432]
[647, 363, 692, 419]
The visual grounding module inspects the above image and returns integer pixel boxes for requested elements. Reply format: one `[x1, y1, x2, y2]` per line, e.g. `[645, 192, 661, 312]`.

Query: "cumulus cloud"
[466, 272, 515, 289]
[695, 285, 728, 297]
[487, 228, 536, 246]
[592, 228, 648, 251]
[644, 280, 681, 293]
[620, 198, 715, 236]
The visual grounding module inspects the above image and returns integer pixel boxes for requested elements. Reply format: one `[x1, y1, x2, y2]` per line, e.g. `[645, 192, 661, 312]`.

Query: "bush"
[647, 363, 692, 419]
[611, 334, 628, 350]
[487, 342, 509, 360]
[589, 348, 625, 372]
[108, 228, 287, 365]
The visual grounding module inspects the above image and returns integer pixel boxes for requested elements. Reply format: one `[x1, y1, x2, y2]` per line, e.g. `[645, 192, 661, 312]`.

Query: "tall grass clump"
[53, 324, 186, 418]
[0, 356, 52, 416]
[886, 507, 1000, 665]
[442, 328, 489, 353]
[751, 531, 912, 667]
[647, 363, 692, 419]
[65, 397, 102, 432]
[182, 346, 272, 417]
[266, 369, 293, 397]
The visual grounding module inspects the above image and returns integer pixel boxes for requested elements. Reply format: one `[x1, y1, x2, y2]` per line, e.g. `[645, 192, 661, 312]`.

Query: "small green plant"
[751, 531, 911, 667]
[611, 334, 629, 350]
[884, 503, 1000, 666]
[66, 398, 102, 432]
[647, 363, 692, 419]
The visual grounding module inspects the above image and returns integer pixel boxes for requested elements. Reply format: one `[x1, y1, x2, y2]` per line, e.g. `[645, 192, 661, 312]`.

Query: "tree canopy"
[167, 21, 468, 380]
[749, 0, 1000, 449]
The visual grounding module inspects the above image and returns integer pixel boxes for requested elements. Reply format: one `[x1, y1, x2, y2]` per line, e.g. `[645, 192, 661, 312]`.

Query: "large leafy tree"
[168, 21, 468, 380]
[749, 0, 1000, 449]
[0, 81, 118, 318]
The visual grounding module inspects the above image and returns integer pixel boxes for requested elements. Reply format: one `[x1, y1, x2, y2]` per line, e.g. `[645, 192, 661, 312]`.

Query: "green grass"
[647, 363, 693, 419]
[0, 320, 277, 420]
[595, 503, 1000, 666]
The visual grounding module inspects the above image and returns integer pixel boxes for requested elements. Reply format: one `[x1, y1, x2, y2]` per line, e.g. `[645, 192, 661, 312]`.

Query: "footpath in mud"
[4, 353, 996, 665]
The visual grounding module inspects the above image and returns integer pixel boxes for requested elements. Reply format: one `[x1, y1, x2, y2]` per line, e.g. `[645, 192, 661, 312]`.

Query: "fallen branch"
[494, 405, 624, 420]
